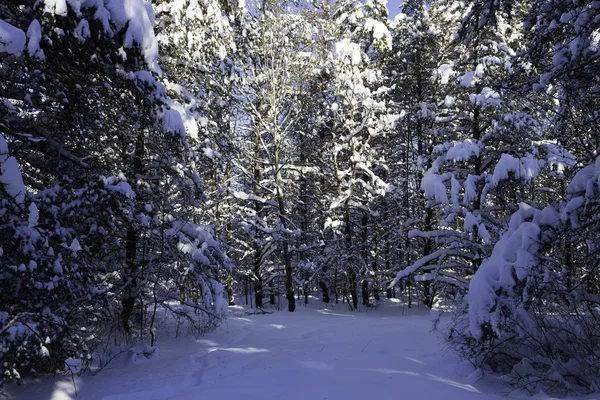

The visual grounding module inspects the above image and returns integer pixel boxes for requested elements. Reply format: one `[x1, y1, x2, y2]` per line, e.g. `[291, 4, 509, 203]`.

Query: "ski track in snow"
[4, 304, 599, 400]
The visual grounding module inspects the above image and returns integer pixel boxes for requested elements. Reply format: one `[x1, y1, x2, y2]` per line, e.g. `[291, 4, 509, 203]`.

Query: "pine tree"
[1, 0, 229, 382]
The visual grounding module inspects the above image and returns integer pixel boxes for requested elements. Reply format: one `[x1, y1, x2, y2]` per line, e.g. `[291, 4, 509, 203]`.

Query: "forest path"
[4, 302, 548, 400]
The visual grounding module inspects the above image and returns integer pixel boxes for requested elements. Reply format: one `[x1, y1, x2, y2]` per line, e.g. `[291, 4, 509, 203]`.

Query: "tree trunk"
[227, 274, 235, 306]
[362, 279, 369, 306]
[320, 281, 330, 303]
[121, 130, 144, 335]
[121, 226, 137, 334]
[254, 246, 263, 309]
[253, 129, 263, 309]
[349, 272, 358, 310]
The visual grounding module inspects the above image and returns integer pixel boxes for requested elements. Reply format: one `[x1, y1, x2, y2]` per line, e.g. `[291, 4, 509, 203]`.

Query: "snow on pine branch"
[388, 247, 477, 289]
[0, 133, 26, 204]
[0, 19, 26, 56]
[40, 0, 161, 72]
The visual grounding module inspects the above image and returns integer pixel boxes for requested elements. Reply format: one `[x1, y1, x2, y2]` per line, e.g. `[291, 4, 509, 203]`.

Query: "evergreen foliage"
[1, 0, 599, 393]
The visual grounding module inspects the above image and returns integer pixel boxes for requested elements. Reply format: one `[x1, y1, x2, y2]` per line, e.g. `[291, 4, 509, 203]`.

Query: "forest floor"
[3, 299, 599, 400]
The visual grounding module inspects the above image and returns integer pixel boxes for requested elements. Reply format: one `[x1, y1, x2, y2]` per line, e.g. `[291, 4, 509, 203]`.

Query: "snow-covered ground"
[3, 300, 599, 400]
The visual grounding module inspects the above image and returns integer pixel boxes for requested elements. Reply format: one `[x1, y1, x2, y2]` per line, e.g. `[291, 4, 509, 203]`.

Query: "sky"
[386, 0, 404, 19]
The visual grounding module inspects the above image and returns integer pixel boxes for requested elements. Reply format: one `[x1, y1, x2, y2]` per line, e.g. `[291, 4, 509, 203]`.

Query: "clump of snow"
[436, 63, 454, 85]
[334, 38, 362, 65]
[65, 358, 82, 374]
[43, 0, 69, 16]
[104, 0, 161, 72]
[467, 203, 546, 339]
[490, 153, 541, 187]
[162, 102, 199, 139]
[40, 0, 161, 72]
[462, 175, 477, 205]
[561, 157, 600, 228]
[0, 19, 26, 56]
[0, 156, 27, 204]
[74, 19, 91, 42]
[450, 176, 460, 209]
[446, 139, 482, 162]
[40, 345, 50, 358]
[28, 203, 39, 228]
[364, 18, 392, 50]
[70, 238, 82, 254]
[26, 20, 45, 60]
[565, 160, 598, 197]
[162, 108, 186, 137]
[422, 173, 448, 204]
[0, 133, 8, 163]
[463, 212, 478, 233]
[469, 87, 501, 108]
[104, 175, 136, 198]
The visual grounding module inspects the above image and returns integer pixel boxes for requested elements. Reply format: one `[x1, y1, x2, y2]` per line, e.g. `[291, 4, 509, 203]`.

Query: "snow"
[469, 87, 501, 108]
[28, 203, 39, 228]
[537, 141, 576, 173]
[364, 18, 392, 50]
[0, 19, 26, 56]
[451, 176, 460, 209]
[466, 202, 559, 340]
[74, 19, 91, 42]
[65, 358, 82, 374]
[26, 20, 45, 60]
[162, 108, 186, 137]
[162, 102, 198, 139]
[334, 38, 363, 65]
[463, 174, 477, 205]
[5, 303, 535, 400]
[566, 162, 597, 197]
[69, 238, 82, 253]
[422, 173, 449, 204]
[0, 156, 27, 204]
[446, 139, 482, 162]
[437, 63, 454, 85]
[490, 153, 541, 187]
[39, 0, 161, 72]
[460, 70, 477, 87]
[43, 0, 69, 16]
[104, 176, 136, 198]
[464, 212, 478, 233]
[104, 0, 160, 72]
[0, 133, 8, 163]
[444, 95, 456, 107]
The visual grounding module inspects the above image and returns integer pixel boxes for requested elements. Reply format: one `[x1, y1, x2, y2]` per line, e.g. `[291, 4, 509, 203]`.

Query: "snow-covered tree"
[448, 0, 600, 393]
[1, 0, 229, 383]
[315, 0, 394, 309]
[388, 0, 551, 307]
[451, 156, 600, 394]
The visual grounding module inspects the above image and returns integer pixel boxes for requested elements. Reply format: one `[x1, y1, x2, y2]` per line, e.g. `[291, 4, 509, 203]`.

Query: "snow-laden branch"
[388, 248, 476, 288]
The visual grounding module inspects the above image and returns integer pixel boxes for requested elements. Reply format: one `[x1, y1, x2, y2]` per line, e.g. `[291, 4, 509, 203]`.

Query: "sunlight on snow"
[195, 339, 219, 346]
[372, 369, 481, 393]
[317, 309, 355, 317]
[371, 368, 420, 377]
[49, 379, 80, 400]
[405, 357, 426, 365]
[208, 347, 270, 354]
[425, 373, 481, 393]
[268, 324, 286, 329]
